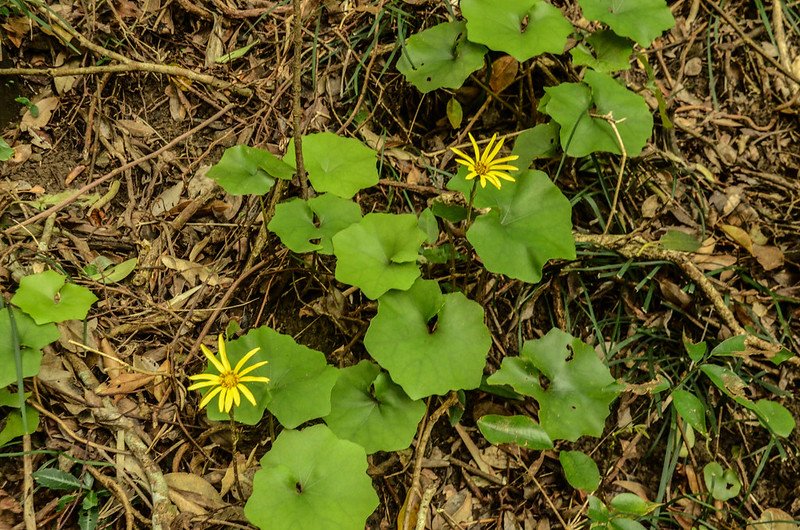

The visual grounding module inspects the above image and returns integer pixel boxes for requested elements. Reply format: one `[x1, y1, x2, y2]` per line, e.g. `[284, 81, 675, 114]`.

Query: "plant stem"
[465, 179, 478, 229]
[230, 412, 244, 501]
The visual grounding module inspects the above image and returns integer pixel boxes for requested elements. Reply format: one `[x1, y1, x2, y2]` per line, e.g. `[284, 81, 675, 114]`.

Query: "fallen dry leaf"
[747, 508, 798, 530]
[19, 97, 60, 132]
[720, 224, 753, 253]
[164, 472, 226, 516]
[489, 55, 519, 94]
[752, 244, 784, 271]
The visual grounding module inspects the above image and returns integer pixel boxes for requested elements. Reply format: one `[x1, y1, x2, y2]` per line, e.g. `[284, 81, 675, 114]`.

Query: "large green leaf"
[0, 308, 59, 388]
[0, 408, 39, 447]
[268, 194, 362, 254]
[324, 361, 425, 454]
[207, 145, 294, 195]
[539, 70, 653, 157]
[364, 279, 491, 399]
[702, 462, 741, 501]
[460, 170, 576, 283]
[205, 326, 338, 428]
[487, 329, 621, 441]
[578, 0, 674, 47]
[671, 389, 707, 437]
[287, 133, 378, 198]
[461, 0, 572, 62]
[396, 21, 487, 93]
[477, 414, 553, 449]
[245, 425, 378, 530]
[11, 271, 97, 325]
[510, 123, 560, 172]
[332, 213, 425, 299]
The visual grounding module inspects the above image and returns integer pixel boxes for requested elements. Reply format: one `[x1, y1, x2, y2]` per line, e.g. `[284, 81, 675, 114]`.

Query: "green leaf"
[560, 450, 601, 492]
[0, 308, 59, 388]
[491, 329, 621, 441]
[287, 132, 378, 198]
[332, 213, 425, 299]
[0, 408, 39, 447]
[396, 21, 487, 93]
[33, 468, 82, 491]
[446, 97, 463, 128]
[709, 335, 746, 357]
[244, 425, 378, 530]
[486, 357, 540, 396]
[700, 364, 749, 401]
[216, 39, 259, 64]
[540, 70, 653, 157]
[11, 270, 98, 324]
[463, 170, 576, 283]
[609, 519, 648, 530]
[702, 462, 741, 501]
[659, 230, 701, 252]
[0, 138, 13, 161]
[570, 30, 633, 72]
[85, 257, 138, 283]
[461, 0, 572, 62]
[418, 207, 440, 244]
[671, 389, 707, 437]
[324, 361, 426, 454]
[682, 334, 707, 362]
[609, 493, 657, 516]
[207, 145, 294, 195]
[268, 194, 362, 254]
[364, 279, 491, 400]
[205, 326, 338, 428]
[511, 123, 560, 172]
[751, 399, 795, 438]
[78, 505, 99, 530]
[477, 414, 553, 449]
[578, 0, 675, 47]
[588, 495, 610, 522]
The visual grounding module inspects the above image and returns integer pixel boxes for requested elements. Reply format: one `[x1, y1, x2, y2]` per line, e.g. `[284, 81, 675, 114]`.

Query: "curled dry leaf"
[489, 55, 519, 94]
[164, 472, 226, 515]
[19, 97, 60, 132]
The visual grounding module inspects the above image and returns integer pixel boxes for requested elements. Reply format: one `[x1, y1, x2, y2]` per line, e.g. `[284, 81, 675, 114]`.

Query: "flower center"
[474, 161, 489, 176]
[219, 371, 239, 389]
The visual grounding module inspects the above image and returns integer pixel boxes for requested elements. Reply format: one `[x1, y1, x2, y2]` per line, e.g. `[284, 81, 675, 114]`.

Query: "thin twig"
[589, 112, 628, 235]
[0, 64, 251, 97]
[292, 0, 308, 197]
[3, 104, 234, 235]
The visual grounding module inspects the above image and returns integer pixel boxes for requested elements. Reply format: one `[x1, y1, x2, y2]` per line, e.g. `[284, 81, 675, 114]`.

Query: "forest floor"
[1, 0, 799, 529]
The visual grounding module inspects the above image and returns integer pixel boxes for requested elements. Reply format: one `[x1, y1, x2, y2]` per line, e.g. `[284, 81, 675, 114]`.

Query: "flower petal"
[233, 347, 261, 374]
[238, 361, 269, 377]
[491, 155, 519, 164]
[450, 147, 474, 164]
[481, 134, 498, 164]
[232, 387, 241, 407]
[486, 171, 516, 182]
[187, 373, 219, 382]
[217, 335, 232, 372]
[468, 133, 482, 161]
[487, 164, 520, 171]
[224, 388, 235, 412]
[201, 344, 226, 374]
[465, 172, 478, 181]
[239, 375, 271, 384]
[187, 380, 221, 391]
[238, 384, 258, 406]
[198, 385, 223, 410]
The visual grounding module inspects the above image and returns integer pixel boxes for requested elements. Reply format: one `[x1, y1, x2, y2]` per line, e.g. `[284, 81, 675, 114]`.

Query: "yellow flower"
[187, 334, 270, 413]
[450, 133, 520, 190]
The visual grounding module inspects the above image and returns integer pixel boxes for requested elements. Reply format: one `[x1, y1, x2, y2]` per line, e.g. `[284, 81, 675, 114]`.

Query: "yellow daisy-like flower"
[187, 334, 270, 414]
[450, 133, 520, 190]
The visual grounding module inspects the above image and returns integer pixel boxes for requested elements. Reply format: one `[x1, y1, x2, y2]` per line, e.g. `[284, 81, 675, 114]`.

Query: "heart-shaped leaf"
[396, 21, 487, 93]
[477, 414, 553, 449]
[268, 194, 362, 254]
[462, 0, 573, 62]
[11, 270, 97, 324]
[364, 279, 491, 399]
[0, 308, 59, 388]
[205, 326, 338, 428]
[703, 462, 741, 501]
[560, 450, 601, 492]
[287, 132, 378, 198]
[487, 328, 621, 441]
[245, 425, 378, 530]
[451, 170, 575, 283]
[578, 0, 674, 47]
[207, 145, 294, 195]
[332, 213, 425, 299]
[539, 70, 653, 157]
[324, 361, 425, 454]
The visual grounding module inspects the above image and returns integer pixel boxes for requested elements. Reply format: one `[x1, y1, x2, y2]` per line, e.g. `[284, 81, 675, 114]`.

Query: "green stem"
[465, 179, 478, 230]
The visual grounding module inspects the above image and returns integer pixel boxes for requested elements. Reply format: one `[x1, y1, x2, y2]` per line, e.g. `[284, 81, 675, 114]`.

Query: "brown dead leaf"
[161, 256, 230, 287]
[19, 97, 60, 132]
[9, 144, 32, 165]
[691, 253, 737, 271]
[489, 56, 519, 94]
[96, 372, 155, 396]
[151, 181, 184, 216]
[657, 278, 692, 308]
[752, 244, 784, 271]
[1, 17, 30, 47]
[117, 118, 157, 138]
[709, 186, 742, 217]
[164, 472, 226, 516]
[747, 508, 798, 530]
